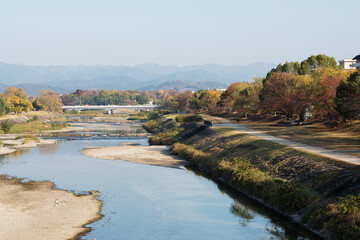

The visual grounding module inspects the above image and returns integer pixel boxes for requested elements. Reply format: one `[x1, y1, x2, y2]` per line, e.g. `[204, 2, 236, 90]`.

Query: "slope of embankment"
[144, 115, 360, 240]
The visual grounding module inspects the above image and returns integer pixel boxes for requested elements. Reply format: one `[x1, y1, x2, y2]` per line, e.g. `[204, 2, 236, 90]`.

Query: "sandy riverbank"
[81, 145, 187, 168]
[0, 176, 102, 240]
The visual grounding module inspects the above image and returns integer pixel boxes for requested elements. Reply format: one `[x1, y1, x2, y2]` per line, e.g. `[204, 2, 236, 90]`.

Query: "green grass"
[8, 120, 65, 134]
[15, 135, 40, 142]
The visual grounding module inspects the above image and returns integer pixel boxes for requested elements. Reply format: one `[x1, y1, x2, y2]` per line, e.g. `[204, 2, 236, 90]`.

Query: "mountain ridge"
[0, 61, 275, 95]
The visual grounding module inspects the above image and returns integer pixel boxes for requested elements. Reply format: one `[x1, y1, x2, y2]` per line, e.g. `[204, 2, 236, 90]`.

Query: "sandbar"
[0, 176, 102, 240]
[81, 145, 187, 168]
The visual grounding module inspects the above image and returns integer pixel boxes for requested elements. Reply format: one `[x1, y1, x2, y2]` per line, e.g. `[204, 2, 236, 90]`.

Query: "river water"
[0, 124, 319, 240]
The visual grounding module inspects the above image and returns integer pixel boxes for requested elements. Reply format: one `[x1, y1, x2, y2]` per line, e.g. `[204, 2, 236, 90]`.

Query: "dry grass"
[232, 117, 360, 157]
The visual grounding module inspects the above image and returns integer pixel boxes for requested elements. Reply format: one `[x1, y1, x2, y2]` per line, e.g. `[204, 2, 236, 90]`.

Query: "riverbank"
[0, 176, 102, 240]
[144, 115, 360, 240]
[81, 145, 187, 168]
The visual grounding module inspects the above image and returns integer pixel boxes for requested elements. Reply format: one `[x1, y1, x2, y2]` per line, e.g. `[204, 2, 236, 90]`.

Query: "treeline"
[160, 54, 360, 121]
[61, 89, 154, 106]
[0, 87, 63, 115]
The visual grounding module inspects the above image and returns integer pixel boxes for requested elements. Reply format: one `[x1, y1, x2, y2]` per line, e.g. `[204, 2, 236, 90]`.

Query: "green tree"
[299, 54, 338, 75]
[335, 71, 360, 119]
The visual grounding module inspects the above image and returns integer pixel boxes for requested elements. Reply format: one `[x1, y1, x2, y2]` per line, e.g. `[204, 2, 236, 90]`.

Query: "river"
[0, 123, 320, 240]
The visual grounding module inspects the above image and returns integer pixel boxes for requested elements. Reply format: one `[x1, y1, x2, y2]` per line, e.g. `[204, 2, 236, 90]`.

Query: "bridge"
[63, 104, 159, 113]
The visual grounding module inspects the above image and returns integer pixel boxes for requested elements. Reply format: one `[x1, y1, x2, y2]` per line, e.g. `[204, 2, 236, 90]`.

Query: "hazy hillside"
[140, 80, 227, 92]
[0, 62, 275, 92]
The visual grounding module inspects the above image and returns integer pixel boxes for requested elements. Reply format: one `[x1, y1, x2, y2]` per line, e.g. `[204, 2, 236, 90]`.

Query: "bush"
[32, 115, 39, 121]
[127, 116, 141, 120]
[142, 120, 160, 133]
[15, 135, 40, 142]
[50, 121, 68, 129]
[307, 194, 360, 240]
[149, 130, 178, 145]
[0, 120, 14, 134]
[175, 114, 203, 123]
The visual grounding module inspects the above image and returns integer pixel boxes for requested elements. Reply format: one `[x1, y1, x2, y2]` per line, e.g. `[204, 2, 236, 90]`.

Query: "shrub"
[149, 130, 178, 145]
[142, 120, 160, 133]
[15, 135, 40, 142]
[50, 121, 68, 129]
[175, 114, 203, 123]
[0, 120, 14, 134]
[32, 115, 39, 121]
[127, 116, 141, 120]
[307, 194, 360, 240]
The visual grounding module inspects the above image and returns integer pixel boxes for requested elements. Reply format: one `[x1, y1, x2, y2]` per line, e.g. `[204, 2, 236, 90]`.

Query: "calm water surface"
[0, 126, 319, 240]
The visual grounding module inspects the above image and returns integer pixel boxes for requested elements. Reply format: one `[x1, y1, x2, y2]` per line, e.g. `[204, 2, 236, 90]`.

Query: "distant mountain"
[13, 84, 66, 97]
[0, 61, 276, 92]
[140, 80, 227, 92]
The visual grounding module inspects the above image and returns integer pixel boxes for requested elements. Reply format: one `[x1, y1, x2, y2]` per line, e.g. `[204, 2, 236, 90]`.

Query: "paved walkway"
[209, 116, 360, 165]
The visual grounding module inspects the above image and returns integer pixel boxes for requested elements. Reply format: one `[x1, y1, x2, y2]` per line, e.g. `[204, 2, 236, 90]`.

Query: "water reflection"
[38, 144, 60, 155]
[188, 166, 320, 240]
[230, 202, 256, 226]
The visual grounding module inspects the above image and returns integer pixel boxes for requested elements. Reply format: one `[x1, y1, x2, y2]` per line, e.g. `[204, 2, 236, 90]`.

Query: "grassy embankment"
[0, 111, 68, 134]
[144, 114, 360, 240]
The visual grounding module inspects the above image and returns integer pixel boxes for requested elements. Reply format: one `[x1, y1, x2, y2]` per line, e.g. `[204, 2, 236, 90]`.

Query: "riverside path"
[207, 115, 360, 165]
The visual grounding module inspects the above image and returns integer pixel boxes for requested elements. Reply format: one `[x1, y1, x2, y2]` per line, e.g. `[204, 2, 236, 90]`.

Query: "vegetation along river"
[0, 123, 320, 240]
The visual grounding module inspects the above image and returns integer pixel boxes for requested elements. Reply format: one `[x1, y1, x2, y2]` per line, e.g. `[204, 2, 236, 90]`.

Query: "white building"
[339, 59, 356, 70]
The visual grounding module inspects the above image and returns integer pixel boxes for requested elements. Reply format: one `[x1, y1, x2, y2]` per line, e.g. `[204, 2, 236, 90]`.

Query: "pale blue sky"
[0, 0, 359, 66]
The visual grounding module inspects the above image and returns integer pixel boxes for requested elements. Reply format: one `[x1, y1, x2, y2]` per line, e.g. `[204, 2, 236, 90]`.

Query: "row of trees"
[0, 87, 63, 115]
[61, 90, 152, 106]
[159, 55, 360, 121]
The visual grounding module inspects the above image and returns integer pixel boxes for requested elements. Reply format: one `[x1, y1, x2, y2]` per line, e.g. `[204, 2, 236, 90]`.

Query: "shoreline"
[0, 175, 102, 240]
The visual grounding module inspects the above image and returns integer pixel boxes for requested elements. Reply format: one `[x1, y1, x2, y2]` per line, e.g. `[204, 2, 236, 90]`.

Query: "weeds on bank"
[305, 194, 360, 240]
[171, 143, 315, 213]
[15, 135, 40, 142]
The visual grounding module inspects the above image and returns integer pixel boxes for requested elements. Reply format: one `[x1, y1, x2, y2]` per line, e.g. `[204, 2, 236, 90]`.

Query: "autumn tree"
[335, 71, 360, 120]
[233, 78, 263, 118]
[218, 82, 241, 111]
[0, 94, 6, 115]
[3, 87, 32, 113]
[312, 68, 353, 119]
[172, 91, 193, 111]
[37, 90, 63, 113]
[201, 90, 222, 113]
[262, 73, 314, 120]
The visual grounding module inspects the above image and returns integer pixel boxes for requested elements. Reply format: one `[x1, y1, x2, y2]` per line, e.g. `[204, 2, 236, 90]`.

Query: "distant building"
[339, 59, 356, 70]
[352, 54, 360, 70]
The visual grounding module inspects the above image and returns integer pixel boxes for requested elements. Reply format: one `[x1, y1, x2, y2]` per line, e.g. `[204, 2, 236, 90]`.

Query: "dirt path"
[208, 116, 360, 165]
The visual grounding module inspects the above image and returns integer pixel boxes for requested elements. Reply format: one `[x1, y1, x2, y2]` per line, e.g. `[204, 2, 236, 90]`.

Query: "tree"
[3, 87, 32, 113]
[0, 94, 6, 115]
[218, 82, 241, 111]
[262, 72, 314, 120]
[37, 90, 63, 113]
[172, 91, 193, 111]
[335, 71, 360, 120]
[312, 68, 352, 119]
[202, 90, 222, 113]
[299, 54, 338, 75]
[233, 79, 263, 118]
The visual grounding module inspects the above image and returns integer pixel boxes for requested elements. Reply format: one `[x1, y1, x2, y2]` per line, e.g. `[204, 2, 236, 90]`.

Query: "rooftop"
[353, 55, 360, 61]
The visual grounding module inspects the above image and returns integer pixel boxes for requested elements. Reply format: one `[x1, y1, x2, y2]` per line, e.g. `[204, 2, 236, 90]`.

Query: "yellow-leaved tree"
[37, 90, 63, 113]
[4, 87, 32, 113]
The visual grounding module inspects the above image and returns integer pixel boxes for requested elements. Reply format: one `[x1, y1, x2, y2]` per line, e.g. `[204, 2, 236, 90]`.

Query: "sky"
[0, 0, 359, 66]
